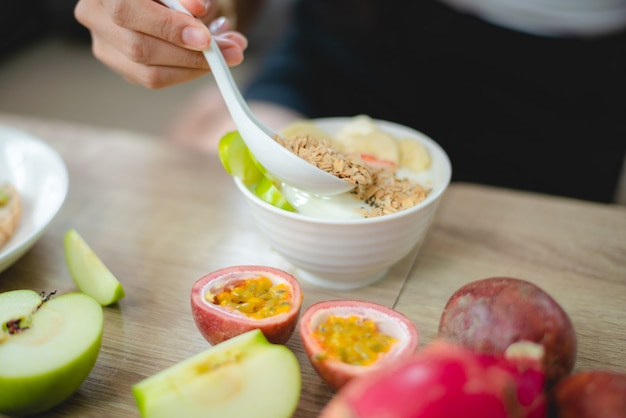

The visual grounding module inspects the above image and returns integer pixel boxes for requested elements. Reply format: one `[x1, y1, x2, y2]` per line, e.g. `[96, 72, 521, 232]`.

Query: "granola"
[274, 134, 430, 218]
[273, 134, 373, 186]
[352, 168, 430, 218]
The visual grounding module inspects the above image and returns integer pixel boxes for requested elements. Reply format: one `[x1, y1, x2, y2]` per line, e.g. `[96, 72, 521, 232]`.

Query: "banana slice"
[280, 120, 342, 151]
[334, 115, 399, 164]
[398, 138, 431, 172]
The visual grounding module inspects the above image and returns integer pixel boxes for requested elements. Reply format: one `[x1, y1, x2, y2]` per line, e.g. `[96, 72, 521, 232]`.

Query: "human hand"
[74, 0, 248, 88]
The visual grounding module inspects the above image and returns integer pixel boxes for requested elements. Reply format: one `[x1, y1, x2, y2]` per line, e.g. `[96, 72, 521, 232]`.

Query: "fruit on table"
[320, 339, 547, 418]
[299, 299, 419, 391]
[549, 370, 626, 418]
[64, 228, 125, 306]
[191, 265, 303, 345]
[438, 276, 576, 387]
[133, 329, 301, 418]
[218, 131, 295, 212]
[0, 290, 103, 416]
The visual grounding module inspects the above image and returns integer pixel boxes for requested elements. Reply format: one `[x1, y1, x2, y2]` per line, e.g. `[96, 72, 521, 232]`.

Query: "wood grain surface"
[1, 113, 624, 417]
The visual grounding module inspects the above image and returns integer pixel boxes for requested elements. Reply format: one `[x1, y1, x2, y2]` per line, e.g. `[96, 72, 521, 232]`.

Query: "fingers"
[214, 32, 247, 65]
[106, 0, 212, 50]
[179, 0, 221, 25]
[93, 32, 245, 89]
[74, 0, 248, 89]
[91, 34, 209, 88]
[209, 16, 230, 35]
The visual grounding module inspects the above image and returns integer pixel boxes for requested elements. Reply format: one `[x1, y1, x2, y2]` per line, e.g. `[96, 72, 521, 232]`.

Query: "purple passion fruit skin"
[438, 276, 577, 387]
[549, 371, 626, 418]
[191, 265, 303, 345]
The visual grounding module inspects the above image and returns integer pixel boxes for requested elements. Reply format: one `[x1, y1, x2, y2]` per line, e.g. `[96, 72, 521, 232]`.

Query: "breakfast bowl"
[232, 116, 452, 290]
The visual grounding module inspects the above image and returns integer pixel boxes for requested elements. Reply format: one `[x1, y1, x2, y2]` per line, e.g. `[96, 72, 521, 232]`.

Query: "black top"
[1, 1, 89, 61]
[245, 0, 626, 202]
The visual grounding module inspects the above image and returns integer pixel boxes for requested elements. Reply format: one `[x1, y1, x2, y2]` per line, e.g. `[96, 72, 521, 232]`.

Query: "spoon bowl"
[162, 0, 355, 196]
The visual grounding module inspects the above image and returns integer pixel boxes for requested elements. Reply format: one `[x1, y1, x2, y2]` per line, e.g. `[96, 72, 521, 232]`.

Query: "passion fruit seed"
[207, 276, 292, 319]
[313, 315, 396, 366]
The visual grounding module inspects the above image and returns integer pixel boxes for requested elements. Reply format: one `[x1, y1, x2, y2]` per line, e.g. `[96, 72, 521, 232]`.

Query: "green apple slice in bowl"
[0, 290, 103, 416]
[218, 131, 295, 212]
[133, 329, 301, 418]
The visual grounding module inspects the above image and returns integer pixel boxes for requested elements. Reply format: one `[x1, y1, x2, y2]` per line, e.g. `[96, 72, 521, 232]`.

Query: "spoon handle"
[201, 39, 275, 138]
[159, 0, 274, 138]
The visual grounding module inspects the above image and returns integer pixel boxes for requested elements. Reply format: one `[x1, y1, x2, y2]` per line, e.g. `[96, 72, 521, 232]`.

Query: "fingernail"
[201, 0, 212, 10]
[182, 26, 210, 49]
[209, 16, 227, 34]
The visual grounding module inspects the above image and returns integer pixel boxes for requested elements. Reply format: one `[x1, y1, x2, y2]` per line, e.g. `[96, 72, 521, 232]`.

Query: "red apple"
[299, 299, 419, 390]
[438, 277, 576, 387]
[191, 265, 303, 345]
[321, 340, 547, 418]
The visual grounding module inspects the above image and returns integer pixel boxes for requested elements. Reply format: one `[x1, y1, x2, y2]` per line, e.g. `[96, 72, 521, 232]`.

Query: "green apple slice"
[0, 290, 103, 416]
[218, 131, 296, 212]
[133, 329, 301, 418]
[219, 131, 264, 185]
[64, 229, 125, 306]
[254, 176, 296, 212]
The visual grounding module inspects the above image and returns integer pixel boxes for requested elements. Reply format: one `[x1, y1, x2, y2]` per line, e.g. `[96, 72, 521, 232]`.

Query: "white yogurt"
[281, 167, 436, 220]
[281, 185, 366, 220]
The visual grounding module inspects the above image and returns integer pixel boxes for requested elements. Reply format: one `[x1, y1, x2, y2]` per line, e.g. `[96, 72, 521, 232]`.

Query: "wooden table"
[1, 113, 625, 417]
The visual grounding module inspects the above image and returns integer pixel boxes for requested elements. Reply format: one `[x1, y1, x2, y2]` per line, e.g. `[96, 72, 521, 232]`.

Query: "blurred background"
[0, 0, 624, 204]
[0, 0, 290, 137]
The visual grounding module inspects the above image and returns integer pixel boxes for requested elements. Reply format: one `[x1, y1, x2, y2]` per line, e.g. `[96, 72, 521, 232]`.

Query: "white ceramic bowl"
[234, 117, 451, 290]
[0, 126, 69, 274]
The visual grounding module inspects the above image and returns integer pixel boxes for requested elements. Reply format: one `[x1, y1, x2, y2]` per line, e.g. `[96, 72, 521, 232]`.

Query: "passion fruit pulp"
[299, 299, 419, 390]
[191, 266, 303, 345]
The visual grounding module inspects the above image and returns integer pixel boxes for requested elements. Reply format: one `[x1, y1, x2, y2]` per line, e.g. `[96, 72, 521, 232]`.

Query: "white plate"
[0, 126, 68, 274]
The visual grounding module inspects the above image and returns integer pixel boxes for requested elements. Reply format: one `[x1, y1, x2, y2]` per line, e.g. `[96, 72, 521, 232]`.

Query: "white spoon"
[161, 0, 355, 196]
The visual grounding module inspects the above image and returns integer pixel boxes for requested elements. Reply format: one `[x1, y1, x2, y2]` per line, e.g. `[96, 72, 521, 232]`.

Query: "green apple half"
[0, 290, 103, 416]
[133, 329, 301, 418]
[64, 228, 125, 306]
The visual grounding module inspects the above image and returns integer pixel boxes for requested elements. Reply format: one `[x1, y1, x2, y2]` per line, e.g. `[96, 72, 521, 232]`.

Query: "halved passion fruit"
[299, 300, 419, 390]
[191, 266, 303, 345]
